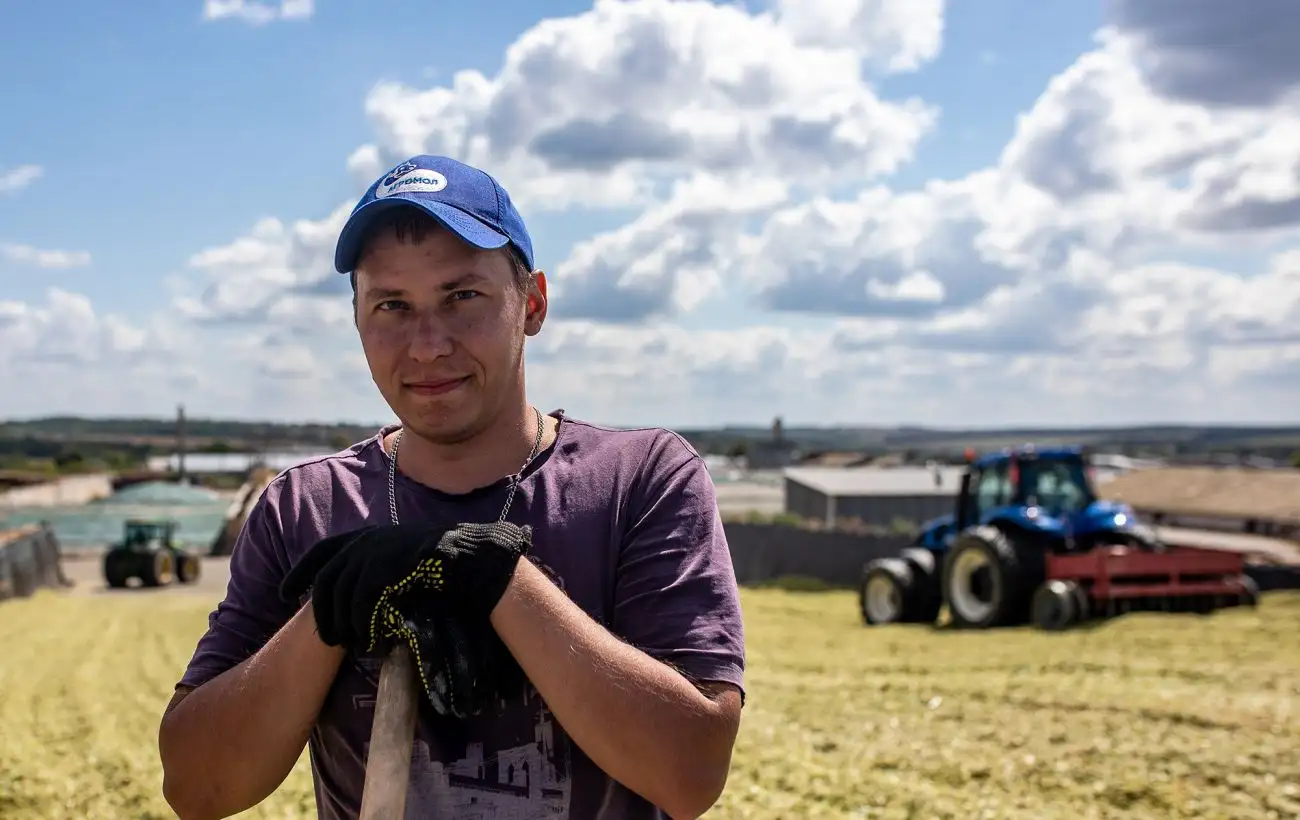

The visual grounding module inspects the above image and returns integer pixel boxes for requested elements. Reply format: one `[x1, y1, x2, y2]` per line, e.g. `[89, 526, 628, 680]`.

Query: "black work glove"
[399, 594, 529, 722]
[278, 521, 533, 717]
[279, 520, 532, 650]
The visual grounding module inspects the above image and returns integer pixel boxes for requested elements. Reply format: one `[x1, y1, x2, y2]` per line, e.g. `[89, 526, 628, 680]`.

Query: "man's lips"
[404, 377, 469, 395]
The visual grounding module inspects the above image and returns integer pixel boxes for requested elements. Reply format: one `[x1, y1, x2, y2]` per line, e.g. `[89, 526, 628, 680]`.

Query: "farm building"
[783, 465, 965, 528]
[1097, 465, 1300, 538]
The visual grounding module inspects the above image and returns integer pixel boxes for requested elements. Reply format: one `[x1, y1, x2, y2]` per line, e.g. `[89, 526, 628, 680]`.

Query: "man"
[157, 154, 747, 820]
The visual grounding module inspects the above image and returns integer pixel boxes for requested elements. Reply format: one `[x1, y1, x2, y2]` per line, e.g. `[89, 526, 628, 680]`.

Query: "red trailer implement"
[1031, 543, 1258, 629]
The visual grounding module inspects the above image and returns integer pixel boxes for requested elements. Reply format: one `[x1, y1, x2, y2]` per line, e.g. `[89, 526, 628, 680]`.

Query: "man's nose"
[407, 313, 455, 362]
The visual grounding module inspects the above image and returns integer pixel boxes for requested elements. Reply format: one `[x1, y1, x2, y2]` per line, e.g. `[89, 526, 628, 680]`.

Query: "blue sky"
[2, 1, 1298, 427]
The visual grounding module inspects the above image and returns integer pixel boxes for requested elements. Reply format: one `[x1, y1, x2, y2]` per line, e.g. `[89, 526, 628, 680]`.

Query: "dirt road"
[49, 519, 1297, 608]
[60, 553, 232, 601]
[1159, 526, 1300, 564]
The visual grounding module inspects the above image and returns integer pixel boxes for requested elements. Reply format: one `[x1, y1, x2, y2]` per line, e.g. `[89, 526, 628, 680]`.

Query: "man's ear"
[524, 271, 548, 336]
[350, 270, 364, 328]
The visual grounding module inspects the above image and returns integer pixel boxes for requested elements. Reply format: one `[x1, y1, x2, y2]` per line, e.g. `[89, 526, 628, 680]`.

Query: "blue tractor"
[858, 444, 1164, 629]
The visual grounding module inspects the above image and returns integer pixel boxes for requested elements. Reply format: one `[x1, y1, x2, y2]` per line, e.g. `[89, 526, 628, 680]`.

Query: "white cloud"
[997, 29, 1300, 245]
[772, 0, 945, 73]
[202, 0, 314, 25]
[174, 206, 352, 327]
[0, 289, 157, 367]
[353, 0, 938, 211]
[0, 165, 42, 195]
[9, 0, 1300, 426]
[1, 242, 92, 269]
[550, 173, 789, 321]
[166, 0, 948, 326]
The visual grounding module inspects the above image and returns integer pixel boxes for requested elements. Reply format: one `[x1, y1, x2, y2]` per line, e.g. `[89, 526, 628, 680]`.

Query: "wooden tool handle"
[359, 643, 419, 819]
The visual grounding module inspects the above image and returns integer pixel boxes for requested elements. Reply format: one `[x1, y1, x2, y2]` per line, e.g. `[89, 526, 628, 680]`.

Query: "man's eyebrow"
[363, 272, 491, 300]
[440, 271, 489, 291]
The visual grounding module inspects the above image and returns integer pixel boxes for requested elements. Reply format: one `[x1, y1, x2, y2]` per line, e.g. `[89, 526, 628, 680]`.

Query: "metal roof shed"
[782, 465, 964, 528]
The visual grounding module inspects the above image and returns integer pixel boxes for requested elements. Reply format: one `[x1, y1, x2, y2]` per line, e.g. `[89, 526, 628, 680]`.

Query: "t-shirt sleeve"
[176, 478, 298, 691]
[608, 435, 747, 702]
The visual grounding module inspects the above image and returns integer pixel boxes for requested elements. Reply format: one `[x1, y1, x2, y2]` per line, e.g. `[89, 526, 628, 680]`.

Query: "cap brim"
[333, 196, 510, 274]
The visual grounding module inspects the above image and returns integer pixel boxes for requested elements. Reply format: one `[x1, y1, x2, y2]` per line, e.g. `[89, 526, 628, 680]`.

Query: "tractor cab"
[952, 444, 1156, 553]
[956, 445, 1097, 532]
[122, 518, 177, 550]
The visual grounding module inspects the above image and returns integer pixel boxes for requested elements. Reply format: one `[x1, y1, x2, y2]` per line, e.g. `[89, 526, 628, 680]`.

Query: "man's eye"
[449, 290, 480, 302]
[376, 300, 408, 311]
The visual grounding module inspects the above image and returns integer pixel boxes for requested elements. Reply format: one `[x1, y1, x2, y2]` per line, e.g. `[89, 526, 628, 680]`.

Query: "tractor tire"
[139, 549, 175, 588]
[103, 551, 131, 589]
[942, 526, 1040, 629]
[175, 551, 202, 585]
[899, 547, 943, 624]
[1031, 580, 1081, 630]
[859, 558, 922, 625]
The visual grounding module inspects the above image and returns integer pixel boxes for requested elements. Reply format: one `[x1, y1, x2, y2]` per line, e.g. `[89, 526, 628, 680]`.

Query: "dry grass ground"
[0, 584, 1297, 819]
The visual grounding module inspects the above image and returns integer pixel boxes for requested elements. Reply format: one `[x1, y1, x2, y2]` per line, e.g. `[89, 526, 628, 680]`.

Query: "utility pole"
[177, 403, 188, 482]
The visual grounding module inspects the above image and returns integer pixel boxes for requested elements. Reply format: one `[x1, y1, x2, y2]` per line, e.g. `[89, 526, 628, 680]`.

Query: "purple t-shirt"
[177, 411, 747, 819]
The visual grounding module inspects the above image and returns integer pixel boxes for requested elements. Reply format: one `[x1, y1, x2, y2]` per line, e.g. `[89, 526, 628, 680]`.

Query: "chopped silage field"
[0, 580, 1296, 819]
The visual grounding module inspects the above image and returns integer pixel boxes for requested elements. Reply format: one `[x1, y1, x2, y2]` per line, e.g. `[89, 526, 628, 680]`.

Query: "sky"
[2, 0, 1299, 429]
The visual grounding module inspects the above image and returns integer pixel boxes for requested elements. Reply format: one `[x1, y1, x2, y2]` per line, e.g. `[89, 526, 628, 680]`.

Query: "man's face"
[352, 224, 547, 445]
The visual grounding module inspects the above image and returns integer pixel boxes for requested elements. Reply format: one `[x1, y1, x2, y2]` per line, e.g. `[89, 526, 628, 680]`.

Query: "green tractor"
[103, 518, 203, 589]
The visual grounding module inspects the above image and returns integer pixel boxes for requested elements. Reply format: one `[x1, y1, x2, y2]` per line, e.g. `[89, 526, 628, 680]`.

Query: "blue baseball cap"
[333, 154, 535, 275]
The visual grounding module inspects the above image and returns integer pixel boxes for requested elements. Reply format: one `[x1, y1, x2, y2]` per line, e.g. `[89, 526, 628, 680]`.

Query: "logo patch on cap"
[375, 166, 448, 198]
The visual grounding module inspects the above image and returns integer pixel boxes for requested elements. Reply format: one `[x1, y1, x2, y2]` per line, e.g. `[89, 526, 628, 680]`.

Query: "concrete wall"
[723, 522, 912, 587]
[0, 473, 113, 508]
[0, 523, 72, 601]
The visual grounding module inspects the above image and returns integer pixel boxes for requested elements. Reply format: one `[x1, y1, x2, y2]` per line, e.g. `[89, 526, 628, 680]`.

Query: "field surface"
[1, 573, 1298, 819]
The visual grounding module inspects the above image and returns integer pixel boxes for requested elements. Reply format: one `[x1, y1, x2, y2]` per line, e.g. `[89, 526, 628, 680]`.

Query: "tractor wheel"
[859, 558, 920, 625]
[175, 551, 202, 585]
[139, 550, 175, 587]
[1031, 580, 1081, 630]
[942, 526, 1039, 629]
[103, 551, 131, 589]
[899, 547, 943, 623]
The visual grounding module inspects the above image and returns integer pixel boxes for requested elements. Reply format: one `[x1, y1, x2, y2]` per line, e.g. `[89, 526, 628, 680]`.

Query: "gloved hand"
[279, 520, 532, 650]
[278, 521, 533, 717]
[398, 594, 528, 720]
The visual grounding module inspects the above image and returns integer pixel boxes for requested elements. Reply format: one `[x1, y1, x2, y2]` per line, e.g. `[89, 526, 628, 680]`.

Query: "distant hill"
[3, 415, 1300, 466]
[0, 416, 380, 451]
[676, 423, 1300, 464]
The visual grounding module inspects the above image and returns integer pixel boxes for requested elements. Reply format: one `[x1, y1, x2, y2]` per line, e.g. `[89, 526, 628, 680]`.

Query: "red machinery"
[1030, 543, 1259, 630]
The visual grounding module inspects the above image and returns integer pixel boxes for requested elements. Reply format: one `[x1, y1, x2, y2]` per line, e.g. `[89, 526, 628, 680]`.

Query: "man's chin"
[398, 403, 489, 447]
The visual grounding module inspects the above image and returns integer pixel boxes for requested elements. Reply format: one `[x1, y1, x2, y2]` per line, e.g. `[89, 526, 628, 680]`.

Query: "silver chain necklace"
[386, 407, 546, 526]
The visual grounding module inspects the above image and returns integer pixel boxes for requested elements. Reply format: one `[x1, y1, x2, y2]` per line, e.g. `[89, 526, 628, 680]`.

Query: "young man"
[157, 155, 747, 820]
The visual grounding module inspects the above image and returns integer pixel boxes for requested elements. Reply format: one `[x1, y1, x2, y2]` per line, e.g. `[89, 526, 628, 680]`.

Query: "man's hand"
[277, 521, 533, 718]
